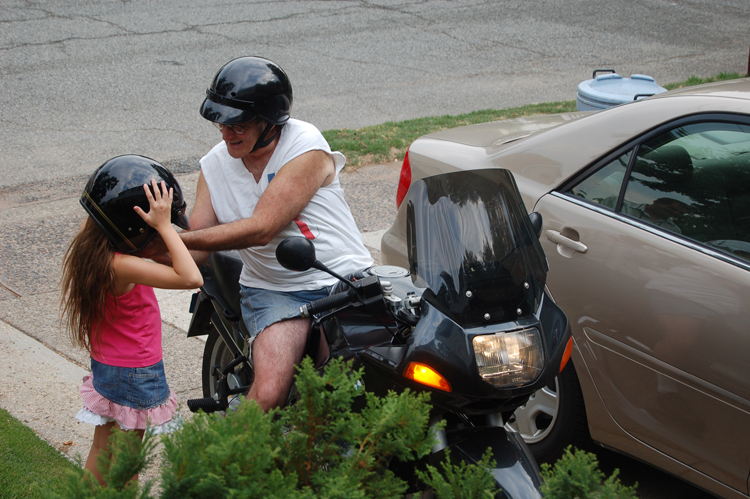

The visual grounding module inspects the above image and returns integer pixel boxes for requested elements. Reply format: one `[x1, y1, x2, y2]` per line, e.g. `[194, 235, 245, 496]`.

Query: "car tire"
[506, 362, 591, 463]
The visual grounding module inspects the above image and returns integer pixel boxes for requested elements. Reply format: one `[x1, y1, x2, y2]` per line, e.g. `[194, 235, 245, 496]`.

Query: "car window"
[620, 142, 693, 235]
[568, 151, 631, 207]
[567, 121, 750, 264]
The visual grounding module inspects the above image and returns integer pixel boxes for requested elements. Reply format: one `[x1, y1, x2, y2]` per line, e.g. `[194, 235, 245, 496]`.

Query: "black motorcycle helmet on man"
[199, 56, 293, 152]
[80, 155, 190, 254]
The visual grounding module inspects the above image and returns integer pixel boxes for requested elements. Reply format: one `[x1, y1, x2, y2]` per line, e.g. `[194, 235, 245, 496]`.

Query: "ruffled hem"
[76, 406, 183, 434]
[78, 373, 180, 432]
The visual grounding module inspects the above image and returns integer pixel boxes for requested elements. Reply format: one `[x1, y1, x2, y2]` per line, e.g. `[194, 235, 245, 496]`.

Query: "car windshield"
[406, 169, 548, 327]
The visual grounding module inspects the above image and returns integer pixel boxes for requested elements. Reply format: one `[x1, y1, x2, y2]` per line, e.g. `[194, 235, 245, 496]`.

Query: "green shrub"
[41, 428, 156, 499]
[540, 446, 638, 499]
[40, 360, 638, 499]
[41, 358, 495, 499]
[415, 448, 497, 499]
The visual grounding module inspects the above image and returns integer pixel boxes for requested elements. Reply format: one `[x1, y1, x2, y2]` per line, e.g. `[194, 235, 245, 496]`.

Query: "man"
[181, 56, 373, 411]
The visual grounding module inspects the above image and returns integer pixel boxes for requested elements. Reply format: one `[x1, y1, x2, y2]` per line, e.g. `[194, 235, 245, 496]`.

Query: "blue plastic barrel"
[576, 69, 667, 111]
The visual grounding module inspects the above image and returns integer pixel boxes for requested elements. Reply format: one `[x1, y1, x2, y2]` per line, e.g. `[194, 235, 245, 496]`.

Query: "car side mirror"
[529, 212, 543, 239]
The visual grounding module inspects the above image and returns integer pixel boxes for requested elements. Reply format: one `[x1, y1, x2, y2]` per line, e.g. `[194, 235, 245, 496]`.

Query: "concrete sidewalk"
[0, 304, 207, 466]
[0, 320, 92, 458]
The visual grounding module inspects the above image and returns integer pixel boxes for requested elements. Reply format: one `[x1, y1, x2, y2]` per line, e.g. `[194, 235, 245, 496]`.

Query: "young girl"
[60, 155, 203, 485]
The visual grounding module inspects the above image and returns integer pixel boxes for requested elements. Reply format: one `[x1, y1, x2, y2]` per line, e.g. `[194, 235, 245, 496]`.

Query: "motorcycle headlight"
[472, 327, 544, 388]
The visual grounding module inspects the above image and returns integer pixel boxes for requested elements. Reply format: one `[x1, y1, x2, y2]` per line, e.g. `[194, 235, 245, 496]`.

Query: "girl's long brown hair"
[60, 217, 117, 353]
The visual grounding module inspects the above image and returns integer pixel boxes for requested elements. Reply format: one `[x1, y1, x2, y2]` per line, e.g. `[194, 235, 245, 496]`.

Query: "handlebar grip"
[305, 289, 355, 316]
[187, 397, 225, 413]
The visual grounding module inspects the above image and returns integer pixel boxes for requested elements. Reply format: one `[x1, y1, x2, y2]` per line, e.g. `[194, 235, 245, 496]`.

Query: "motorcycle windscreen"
[406, 169, 548, 328]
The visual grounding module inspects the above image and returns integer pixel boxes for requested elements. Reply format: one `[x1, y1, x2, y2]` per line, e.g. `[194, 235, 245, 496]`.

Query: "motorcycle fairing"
[364, 298, 569, 414]
[405, 169, 548, 328]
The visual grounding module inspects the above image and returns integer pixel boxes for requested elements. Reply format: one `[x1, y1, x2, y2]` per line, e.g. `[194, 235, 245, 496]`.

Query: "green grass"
[323, 101, 577, 168]
[324, 72, 748, 168]
[0, 407, 79, 498]
[662, 71, 745, 90]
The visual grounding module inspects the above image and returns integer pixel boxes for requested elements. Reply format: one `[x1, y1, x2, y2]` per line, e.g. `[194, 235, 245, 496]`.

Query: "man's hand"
[133, 233, 169, 259]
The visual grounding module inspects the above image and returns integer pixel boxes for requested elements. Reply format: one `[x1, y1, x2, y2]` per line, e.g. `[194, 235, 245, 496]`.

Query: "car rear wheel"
[506, 362, 590, 463]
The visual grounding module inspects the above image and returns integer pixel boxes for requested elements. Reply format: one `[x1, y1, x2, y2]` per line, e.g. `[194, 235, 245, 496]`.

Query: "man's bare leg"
[246, 317, 310, 411]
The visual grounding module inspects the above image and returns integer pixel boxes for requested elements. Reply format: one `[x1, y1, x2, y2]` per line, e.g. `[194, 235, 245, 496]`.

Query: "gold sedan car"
[381, 78, 750, 499]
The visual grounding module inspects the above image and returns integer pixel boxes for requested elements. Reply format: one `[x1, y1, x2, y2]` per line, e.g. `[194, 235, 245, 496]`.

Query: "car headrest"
[635, 145, 694, 187]
[639, 145, 693, 182]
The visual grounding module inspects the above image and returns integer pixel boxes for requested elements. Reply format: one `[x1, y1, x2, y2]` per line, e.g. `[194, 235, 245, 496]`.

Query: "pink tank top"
[91, 284, 162, 368]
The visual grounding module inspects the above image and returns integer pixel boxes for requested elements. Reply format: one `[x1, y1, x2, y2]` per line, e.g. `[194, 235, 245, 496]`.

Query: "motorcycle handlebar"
[302, 288, 357, 317]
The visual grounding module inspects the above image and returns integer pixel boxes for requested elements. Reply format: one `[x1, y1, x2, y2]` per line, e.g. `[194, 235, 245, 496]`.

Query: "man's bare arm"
[180, 150, 335, 252]
[182, 171, 219, 266]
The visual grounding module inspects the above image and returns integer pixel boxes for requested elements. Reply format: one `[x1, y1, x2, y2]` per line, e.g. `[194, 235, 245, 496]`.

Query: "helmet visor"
[173, 201, 190, 230]
[200, 89, 258, 125]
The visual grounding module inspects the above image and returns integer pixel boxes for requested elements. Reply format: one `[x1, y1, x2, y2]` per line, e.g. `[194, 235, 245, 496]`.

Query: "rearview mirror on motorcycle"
[276, 237, 356, 291]
[276, 236, 318, 272]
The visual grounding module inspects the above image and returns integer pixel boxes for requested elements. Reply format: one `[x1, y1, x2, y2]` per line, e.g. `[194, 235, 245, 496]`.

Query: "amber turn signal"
[404, 362, 452, 392]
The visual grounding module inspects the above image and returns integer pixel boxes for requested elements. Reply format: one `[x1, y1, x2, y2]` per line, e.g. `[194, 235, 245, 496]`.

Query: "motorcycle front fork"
[430, 415, 448, 454]
[428, 411, 508, 452]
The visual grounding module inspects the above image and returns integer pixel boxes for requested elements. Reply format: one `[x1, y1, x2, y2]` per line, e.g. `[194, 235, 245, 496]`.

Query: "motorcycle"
[185, 168, 572, 498]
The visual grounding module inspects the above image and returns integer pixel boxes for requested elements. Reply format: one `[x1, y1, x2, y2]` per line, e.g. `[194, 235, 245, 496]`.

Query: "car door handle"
[545, 229, 588, 254]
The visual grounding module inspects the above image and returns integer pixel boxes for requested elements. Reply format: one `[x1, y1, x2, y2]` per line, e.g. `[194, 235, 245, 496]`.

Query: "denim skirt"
[91, 358, 171, 410]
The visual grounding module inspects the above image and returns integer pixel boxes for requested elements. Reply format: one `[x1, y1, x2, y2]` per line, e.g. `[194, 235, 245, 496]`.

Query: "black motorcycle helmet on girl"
[200, 56, 293, 151]
[80, 155, 190, 254]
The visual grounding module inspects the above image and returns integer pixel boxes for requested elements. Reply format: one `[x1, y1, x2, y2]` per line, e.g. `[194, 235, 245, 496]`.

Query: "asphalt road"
[1, 0, 749, 189]
[1, 1, 748, 497]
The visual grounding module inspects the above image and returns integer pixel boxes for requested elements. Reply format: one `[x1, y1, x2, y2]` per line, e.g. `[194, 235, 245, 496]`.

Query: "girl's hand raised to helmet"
[119, 178, 203, 290]
[134, 179, 174, 233]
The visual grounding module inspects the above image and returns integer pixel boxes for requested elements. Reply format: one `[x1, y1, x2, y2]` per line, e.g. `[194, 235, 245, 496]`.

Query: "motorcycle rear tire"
[202, 327, 254, 399]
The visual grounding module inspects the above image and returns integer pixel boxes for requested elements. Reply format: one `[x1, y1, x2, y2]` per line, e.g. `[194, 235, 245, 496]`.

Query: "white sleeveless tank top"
[200, 119, 373, 291]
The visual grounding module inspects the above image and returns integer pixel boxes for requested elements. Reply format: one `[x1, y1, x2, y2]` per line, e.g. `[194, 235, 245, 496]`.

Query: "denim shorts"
[239, 284, 331, 338]
[91, 358, 171, 410]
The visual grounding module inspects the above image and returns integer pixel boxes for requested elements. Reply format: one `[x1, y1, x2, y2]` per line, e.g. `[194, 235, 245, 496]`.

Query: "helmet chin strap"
[251, 122, 282, 152]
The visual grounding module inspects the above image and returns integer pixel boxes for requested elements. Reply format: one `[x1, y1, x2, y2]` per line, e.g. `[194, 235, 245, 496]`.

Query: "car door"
[532, 117, 750, 493]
